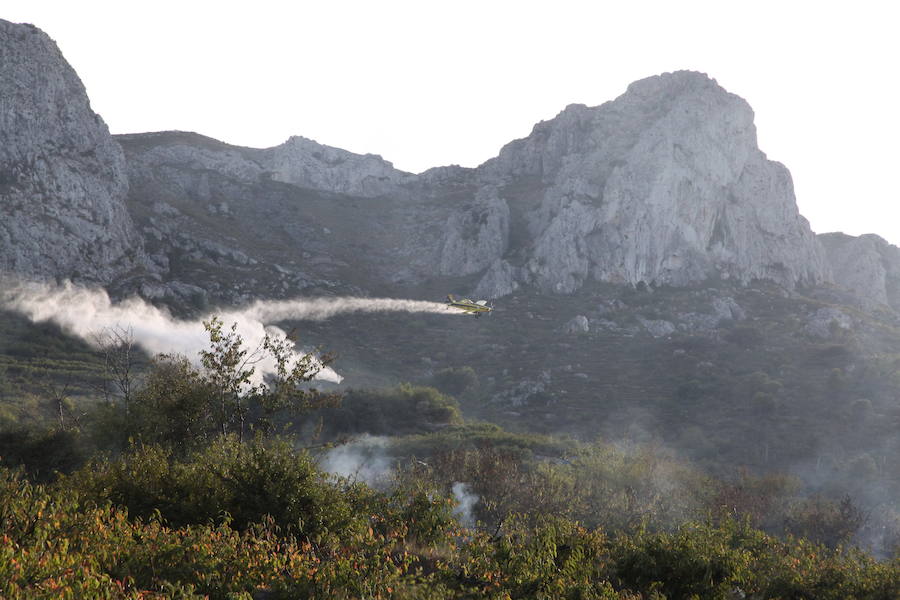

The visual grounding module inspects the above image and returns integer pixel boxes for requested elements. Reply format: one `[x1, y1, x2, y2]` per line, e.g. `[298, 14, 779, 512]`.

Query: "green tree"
[200, 317, 260, 440]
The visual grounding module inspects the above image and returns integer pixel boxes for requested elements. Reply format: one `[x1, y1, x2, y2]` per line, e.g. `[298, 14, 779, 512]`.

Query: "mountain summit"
[478, 71, 828, 293]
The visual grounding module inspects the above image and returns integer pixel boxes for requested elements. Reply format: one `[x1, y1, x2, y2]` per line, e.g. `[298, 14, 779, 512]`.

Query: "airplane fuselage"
[447, 294, 492, 316]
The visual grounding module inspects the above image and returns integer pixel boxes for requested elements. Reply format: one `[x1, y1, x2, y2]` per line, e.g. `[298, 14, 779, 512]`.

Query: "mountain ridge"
[2, 18, 899, 312]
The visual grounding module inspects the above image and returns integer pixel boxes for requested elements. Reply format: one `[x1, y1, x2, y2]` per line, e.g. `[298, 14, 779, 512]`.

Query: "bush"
[430, 366, 479, 397]
[0, 426, 87, 481]
[64, 438, 369, 542]
[321, 384, 462, 437]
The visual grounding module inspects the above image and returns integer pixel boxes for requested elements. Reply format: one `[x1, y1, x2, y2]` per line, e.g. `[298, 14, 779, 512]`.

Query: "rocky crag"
[0, 20, 141, 283]
[481, 73, 831, 293]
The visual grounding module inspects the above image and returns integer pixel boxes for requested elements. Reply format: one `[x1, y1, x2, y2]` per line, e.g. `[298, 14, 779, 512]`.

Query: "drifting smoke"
[1, 279, 462, 385]
[452, 482, 479, 528]
[318, 435, 392, 488]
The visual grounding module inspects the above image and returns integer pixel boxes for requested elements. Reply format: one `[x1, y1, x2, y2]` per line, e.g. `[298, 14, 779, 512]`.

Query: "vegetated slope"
[0, 310, 108, 419]
[294, 281, 900, 481]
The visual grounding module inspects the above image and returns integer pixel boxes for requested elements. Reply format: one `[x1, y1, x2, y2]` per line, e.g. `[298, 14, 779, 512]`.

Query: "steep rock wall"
[0, 20, 140, 282]
[483, 71, 829, 293]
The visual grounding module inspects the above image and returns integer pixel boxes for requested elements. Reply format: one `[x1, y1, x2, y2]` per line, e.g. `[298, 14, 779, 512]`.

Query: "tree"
[198, 316, 339, 442]
[255, 331, 340, 437]
[105, 316, 340, 449]
[92, 325, 139, 416]
[199, 317, 262, 440]
[129, 354, 215, 452]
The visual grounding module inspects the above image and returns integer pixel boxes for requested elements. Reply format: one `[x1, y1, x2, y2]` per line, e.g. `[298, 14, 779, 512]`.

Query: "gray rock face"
[473, 259, 519, 299]
[107, 71, 834, 303]
[485, 71, 829, 293]
[0, 20, 141, 282]
[563, 315, 590, 334]
[819, 232, 900, 311]
[439, 187, 509, 276]
[805, 307, 852, 339]
[3, 31, 842, 307]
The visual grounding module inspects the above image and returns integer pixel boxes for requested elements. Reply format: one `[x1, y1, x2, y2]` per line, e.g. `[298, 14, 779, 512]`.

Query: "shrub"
[430, 366, 479, 398]
[321, 384, 462, 437]
[64, 438, 368, 542]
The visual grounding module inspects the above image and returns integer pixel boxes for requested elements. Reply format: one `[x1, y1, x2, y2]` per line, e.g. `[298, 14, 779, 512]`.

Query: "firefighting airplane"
[446, 294, 493, 317]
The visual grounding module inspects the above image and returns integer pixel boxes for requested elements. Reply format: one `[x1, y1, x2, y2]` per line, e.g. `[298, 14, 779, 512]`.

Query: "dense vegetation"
[1, 309, 899, 598]
[3, 442, 899, 599]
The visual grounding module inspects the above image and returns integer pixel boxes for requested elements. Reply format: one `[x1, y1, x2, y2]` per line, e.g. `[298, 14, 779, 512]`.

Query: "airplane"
[447, 294, 493, 317]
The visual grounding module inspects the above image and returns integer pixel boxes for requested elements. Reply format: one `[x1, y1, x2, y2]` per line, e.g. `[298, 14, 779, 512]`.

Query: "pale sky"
[4, 1, 899, 243]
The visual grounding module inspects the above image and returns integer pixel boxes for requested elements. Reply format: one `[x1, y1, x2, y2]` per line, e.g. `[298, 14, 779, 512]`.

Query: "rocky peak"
[258, 135, 410, 197]
[477, 70, 828, 293]
[0, 20, 141, 282]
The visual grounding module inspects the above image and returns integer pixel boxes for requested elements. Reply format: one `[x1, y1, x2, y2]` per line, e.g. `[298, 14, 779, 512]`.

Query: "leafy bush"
[64, 438, 368, 542]
[2, 465, 898, 599]
[0, 426, 87, 481]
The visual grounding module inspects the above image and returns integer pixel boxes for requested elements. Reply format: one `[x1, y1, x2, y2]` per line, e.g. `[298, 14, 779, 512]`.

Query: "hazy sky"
[5, 1, 899, 243]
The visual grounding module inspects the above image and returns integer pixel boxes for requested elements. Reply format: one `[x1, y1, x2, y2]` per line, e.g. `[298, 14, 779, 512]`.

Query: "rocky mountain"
[118, 72, 844, 308]
[0, 20, 141, 283]
[3, 18, 900, 314]
[112, 71, 840, 306]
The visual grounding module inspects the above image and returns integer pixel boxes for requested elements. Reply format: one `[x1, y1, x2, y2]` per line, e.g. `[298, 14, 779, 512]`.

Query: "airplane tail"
[447, 294, 454, 304]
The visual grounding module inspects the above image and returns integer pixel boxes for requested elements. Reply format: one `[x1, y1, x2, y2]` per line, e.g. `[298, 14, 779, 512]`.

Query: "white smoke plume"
[318, 434, 393, 488]
[0, 279, 462, 385]
[452, 482, 479, 528]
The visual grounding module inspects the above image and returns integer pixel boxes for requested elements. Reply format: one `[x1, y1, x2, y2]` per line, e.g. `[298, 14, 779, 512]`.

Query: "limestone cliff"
[0, 20, 140, 282]
[481, 71, 829, 293]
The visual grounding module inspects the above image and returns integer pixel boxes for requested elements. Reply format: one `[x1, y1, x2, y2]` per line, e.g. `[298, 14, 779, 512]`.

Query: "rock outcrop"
[439, 187, 509, 276]
[484, 71, 829, 293]
[473, 259, 519, 299]
[804, 306, 852, 339]
[259, 136, 410, 197]
[0, 20, 141, 282]
[819, 232, 900, 311]
[563, 315, 590, 334]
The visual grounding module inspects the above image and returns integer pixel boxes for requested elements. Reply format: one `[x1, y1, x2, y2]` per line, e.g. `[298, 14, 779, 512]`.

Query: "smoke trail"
[0, 279, 462, 384]
[452, 482, 479, 528]
[244, 296, 461, 322]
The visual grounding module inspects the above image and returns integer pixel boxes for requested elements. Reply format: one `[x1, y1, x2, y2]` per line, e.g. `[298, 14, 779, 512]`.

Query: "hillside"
[3, 17, 900, 574]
